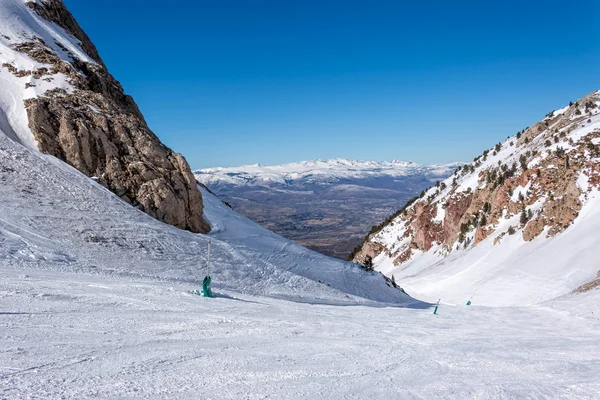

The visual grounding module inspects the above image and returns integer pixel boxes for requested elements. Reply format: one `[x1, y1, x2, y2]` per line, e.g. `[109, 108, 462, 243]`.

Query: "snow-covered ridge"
[0, 0, 211, 233]
[0, 0, 95, 148]
[195, 158, 461, 186]
[353, 90, 600, 306]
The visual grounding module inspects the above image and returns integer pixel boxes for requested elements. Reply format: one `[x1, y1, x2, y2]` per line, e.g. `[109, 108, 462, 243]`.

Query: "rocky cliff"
[0, 0, 209, 233]
[352, 91, 600, 294]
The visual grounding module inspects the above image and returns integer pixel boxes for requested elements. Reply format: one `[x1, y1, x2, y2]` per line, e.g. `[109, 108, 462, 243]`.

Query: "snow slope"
[0, 129, 411, 305]
[358, 91, 600, 306]
[382, 189, 600, 306]
[195, 158, 460, 187]
[1, 65, 599, 400]
[2, 256, 600, 398]
[2, 126, 600, 398]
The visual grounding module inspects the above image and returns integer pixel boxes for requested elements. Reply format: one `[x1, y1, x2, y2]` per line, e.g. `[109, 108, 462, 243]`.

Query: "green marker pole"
[203, 240, 213, 298]
[466, 289, 478, 306]
[433, 298, 440, 315]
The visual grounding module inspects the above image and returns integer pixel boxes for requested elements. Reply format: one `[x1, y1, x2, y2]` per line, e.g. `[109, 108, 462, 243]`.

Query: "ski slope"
[380, 190, 600, 306]
[0, 130, 410, 305]
[2, 265, 600, 399]
[0, 2, 598, 397]
[1, 125, 600, 398]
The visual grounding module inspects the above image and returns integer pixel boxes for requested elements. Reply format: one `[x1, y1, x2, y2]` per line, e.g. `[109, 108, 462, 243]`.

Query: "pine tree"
[483, 202, 491, 214]
[520, 207, 528, 225]
[363, 256, 374, 271]
[480, 214, 487, 227]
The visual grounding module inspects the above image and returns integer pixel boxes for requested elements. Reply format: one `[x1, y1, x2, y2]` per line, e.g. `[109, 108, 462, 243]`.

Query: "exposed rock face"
[12, 0, 210, 233]
[26, 0, 104, 66]
[359, 242, 386, 262]
[353, 91, 600, 268]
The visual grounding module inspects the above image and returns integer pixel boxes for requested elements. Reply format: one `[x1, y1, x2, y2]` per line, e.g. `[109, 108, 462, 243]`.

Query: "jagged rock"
[17, 0, 209, 233]
[523, 217, 545, 242]
[573, 278, 600, 293]
[393, 249, 412, 266]
[474, 226, 492, 245]
[413, 202, 444, 251]
[353, 242, 386, 265]
[26, 0, 104, 66]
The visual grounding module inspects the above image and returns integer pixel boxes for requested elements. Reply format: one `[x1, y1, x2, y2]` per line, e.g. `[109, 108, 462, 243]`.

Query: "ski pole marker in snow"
[202, 240, 213, 298]
[433, 299, 441, 315]
[466, 289, 478, 306]
[207, 239, 211, 277]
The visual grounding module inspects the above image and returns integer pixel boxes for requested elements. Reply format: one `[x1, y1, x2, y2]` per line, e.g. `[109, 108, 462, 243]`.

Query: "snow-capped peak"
[194, 158, 461, 187]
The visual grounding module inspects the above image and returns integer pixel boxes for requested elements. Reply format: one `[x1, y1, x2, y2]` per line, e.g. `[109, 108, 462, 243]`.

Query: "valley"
[195, 160, 458, 258]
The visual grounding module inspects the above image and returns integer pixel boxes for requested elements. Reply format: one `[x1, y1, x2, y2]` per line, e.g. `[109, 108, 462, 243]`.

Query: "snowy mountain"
[0, 0, 209, 233]
[0, 0, 408, 304]
[195, 159, 459, 258]
[195, 158, 459, 187]
[353, 90, 600, 306]
[2, 2, 600, 397]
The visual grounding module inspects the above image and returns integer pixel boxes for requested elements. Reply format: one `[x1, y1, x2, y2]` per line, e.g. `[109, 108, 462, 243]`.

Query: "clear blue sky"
[64, 0, 599, 169]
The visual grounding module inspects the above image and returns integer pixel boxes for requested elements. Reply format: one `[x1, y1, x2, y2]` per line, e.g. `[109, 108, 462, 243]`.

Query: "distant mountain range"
[197, 159, 460, 186]
[195, 159, 460, 258]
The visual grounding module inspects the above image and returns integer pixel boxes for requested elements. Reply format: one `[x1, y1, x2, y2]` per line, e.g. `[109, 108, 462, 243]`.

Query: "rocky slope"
[352, 90, 600, 305]
[0, 0, 209, 233]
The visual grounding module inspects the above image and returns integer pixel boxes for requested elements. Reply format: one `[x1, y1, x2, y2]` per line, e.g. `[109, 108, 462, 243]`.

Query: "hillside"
[0, 130, 410, 304]
[0, 0, 209, 232]
[195, 159, 458, 258]
[353, 90, 600, 306]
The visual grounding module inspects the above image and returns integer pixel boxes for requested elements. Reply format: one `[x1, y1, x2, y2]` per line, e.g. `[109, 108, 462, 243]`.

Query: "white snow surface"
[2, 267, 600, 399]
[195, 158, 461, 187]
[0, 2, 599, 395]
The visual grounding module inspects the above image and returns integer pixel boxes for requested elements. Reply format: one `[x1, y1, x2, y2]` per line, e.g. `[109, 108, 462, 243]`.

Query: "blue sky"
[64, 0, 599, 169]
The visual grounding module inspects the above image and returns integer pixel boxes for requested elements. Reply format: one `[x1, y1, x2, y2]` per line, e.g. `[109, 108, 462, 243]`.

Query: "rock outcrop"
[3, 0, 210, 233]
[353, 91, 600, 266]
